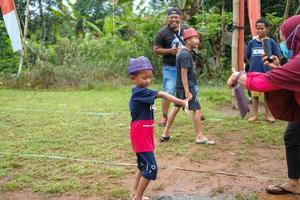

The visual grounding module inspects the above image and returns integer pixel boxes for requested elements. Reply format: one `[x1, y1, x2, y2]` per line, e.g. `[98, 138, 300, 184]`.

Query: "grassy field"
[0, 85, 286, 199]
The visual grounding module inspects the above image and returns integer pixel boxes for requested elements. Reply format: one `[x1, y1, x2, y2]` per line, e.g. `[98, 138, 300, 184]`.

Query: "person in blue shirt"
[245, 18, 281, 122]
[128, 56, 190, 200]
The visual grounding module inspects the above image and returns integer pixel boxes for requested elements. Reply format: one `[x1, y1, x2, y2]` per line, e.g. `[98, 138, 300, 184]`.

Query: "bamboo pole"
[17, 0, 30, 76]
[296, 0, 300, 15]
[284, 0, 290, 20]
[231, 0, 239, 109]
[238, 0, 244, 72]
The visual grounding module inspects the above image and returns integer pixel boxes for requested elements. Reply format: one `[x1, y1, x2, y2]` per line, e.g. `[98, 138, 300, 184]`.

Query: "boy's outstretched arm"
[157, 92, 191, 109]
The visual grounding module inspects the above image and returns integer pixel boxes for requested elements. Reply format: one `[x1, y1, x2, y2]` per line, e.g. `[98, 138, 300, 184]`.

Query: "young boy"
[245, 18, 281, 122]
[160, 28, 214, 144]
[128, 56, 191, 200]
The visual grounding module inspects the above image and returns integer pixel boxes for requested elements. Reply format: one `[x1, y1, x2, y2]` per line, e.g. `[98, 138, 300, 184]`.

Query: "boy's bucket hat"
[183, 28, 199, 40]
[128, 56, 153, 75]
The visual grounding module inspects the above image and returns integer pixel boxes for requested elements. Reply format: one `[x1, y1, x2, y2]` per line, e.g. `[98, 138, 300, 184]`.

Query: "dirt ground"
[1, 105, 300, 200]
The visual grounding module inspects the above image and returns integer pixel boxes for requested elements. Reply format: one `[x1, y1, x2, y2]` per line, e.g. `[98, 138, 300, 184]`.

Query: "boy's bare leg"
[131, 170, 142, 199]
[248, 96, 259, 122]
[264, 96, 275, 122]
[193, 109, 206, 141]
[162, 107, 180, 138]
[132, 176, 151, 200]
[162, 99, 170, 116]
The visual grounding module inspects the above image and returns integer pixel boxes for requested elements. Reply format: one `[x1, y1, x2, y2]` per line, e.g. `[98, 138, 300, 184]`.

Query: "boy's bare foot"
[131, 196, 151, 200]
[248, 116, 258, 122]
[265, 116, 275, 123]
[266, 182, 300, 194]
[195, 136, 215, 145]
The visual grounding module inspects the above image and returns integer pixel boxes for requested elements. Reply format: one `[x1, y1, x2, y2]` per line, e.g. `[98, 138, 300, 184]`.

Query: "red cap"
[183, 28, 199, 40]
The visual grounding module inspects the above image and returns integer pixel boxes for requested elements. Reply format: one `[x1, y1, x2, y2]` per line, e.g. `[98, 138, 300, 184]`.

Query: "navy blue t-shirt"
[129, 87, 158, 153]
[129, 87, 158, 122]
[176, 48, 198, 88]
[245, 38, 281, 73]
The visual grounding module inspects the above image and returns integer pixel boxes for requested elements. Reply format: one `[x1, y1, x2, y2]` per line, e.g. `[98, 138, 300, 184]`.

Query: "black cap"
[167, 7, 181, 16]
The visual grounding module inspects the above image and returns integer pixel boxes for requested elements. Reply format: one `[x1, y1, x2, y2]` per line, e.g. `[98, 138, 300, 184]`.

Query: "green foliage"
[0, 20, 19, 74]
[265, 13, 283, 41]
[0, 0, 294, 88]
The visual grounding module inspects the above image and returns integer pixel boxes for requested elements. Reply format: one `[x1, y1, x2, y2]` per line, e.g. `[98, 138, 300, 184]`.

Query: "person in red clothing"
[227, 15, 300, 195]
[128, 56, 191, 200]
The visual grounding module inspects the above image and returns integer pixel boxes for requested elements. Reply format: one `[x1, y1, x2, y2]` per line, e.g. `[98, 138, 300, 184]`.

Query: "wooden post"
[17, 0, 30, 76]
[238, 0, 244, 72]
[231, 0, 239, 109]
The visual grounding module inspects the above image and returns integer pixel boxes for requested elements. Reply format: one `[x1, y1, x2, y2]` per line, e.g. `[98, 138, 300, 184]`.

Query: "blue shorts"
[136, 152, 158, 180]
[162, 66, 177, 95]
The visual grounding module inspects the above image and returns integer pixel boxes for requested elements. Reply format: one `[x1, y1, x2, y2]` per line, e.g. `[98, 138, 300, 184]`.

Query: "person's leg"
[264, 94, 275, 122]
[193, 109, 204, 141]
[131, 170, 142, 199]
[247, 90, 252, 104]
[267, 122, 300, 194]
[161, 106, 180, 140]
[132, 177, 151, 200]
[283, 121, 300, 192]
[133, 152, 157, 200]
[159, 67, 170, 126]
[248, 96, 259, 122]
[159, 66, 176, 127]
[193, 109, 214, 144]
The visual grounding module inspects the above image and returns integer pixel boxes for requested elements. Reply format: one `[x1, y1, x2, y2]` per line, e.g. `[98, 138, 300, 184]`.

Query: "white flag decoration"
[0, 0, 23, 52]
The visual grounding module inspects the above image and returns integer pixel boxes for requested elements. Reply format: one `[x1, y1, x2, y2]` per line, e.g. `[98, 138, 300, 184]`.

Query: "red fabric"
[247, 0, 261, 37]
[246, 72, 300, 105]
[265, 54, 300, 92]
[246, 72, 300, 121]
[246, 72, 281, 92]
[130, 120, 154, 153]
[0, 0, 14, 15]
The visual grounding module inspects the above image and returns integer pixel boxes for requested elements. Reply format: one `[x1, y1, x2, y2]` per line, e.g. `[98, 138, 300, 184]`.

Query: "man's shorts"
[136, 152, 158, 180]
[175, 85, 201, 110]
[251, 91, 263, 97]
[162, 66, 177, 95]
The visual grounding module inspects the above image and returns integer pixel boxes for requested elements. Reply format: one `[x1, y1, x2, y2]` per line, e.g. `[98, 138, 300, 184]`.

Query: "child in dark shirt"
[128, 56, 191, 200]
[160, 28, 214, 145]
[245, 18, 281, 122]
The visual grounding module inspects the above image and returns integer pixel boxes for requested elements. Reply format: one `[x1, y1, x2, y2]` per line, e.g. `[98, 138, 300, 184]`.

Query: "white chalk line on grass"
[0, 152, 270, 180]
[0, 107, 115, 117]
[0, 152, 136, 166]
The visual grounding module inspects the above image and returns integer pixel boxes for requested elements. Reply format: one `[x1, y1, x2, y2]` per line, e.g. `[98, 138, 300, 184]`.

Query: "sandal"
[195, 139, 215, 145]
[159, 135, 172, 142]
[266, 184, 300, 195]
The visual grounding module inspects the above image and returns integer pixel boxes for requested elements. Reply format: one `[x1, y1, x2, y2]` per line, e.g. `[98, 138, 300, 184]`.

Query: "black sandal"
[159, 136, 172, 142]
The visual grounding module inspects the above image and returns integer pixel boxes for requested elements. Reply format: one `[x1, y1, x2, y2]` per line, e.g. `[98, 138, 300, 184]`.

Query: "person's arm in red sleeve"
[246, 72, 281, 92]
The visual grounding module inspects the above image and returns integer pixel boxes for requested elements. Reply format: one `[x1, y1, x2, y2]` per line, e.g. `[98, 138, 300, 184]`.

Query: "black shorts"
[136, 152, 158, 180]
[175, 85, 201, 110]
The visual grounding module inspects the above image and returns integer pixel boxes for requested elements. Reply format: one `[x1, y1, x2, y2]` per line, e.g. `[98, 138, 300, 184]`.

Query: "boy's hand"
[170, 47, 179, 55]
[182, 96, 192, 112]
[227, 71, 239, 88]
[185, 91, 192, 99]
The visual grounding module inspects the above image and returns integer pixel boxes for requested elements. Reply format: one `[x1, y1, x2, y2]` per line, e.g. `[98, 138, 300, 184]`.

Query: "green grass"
[0, 85, 286, 199]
